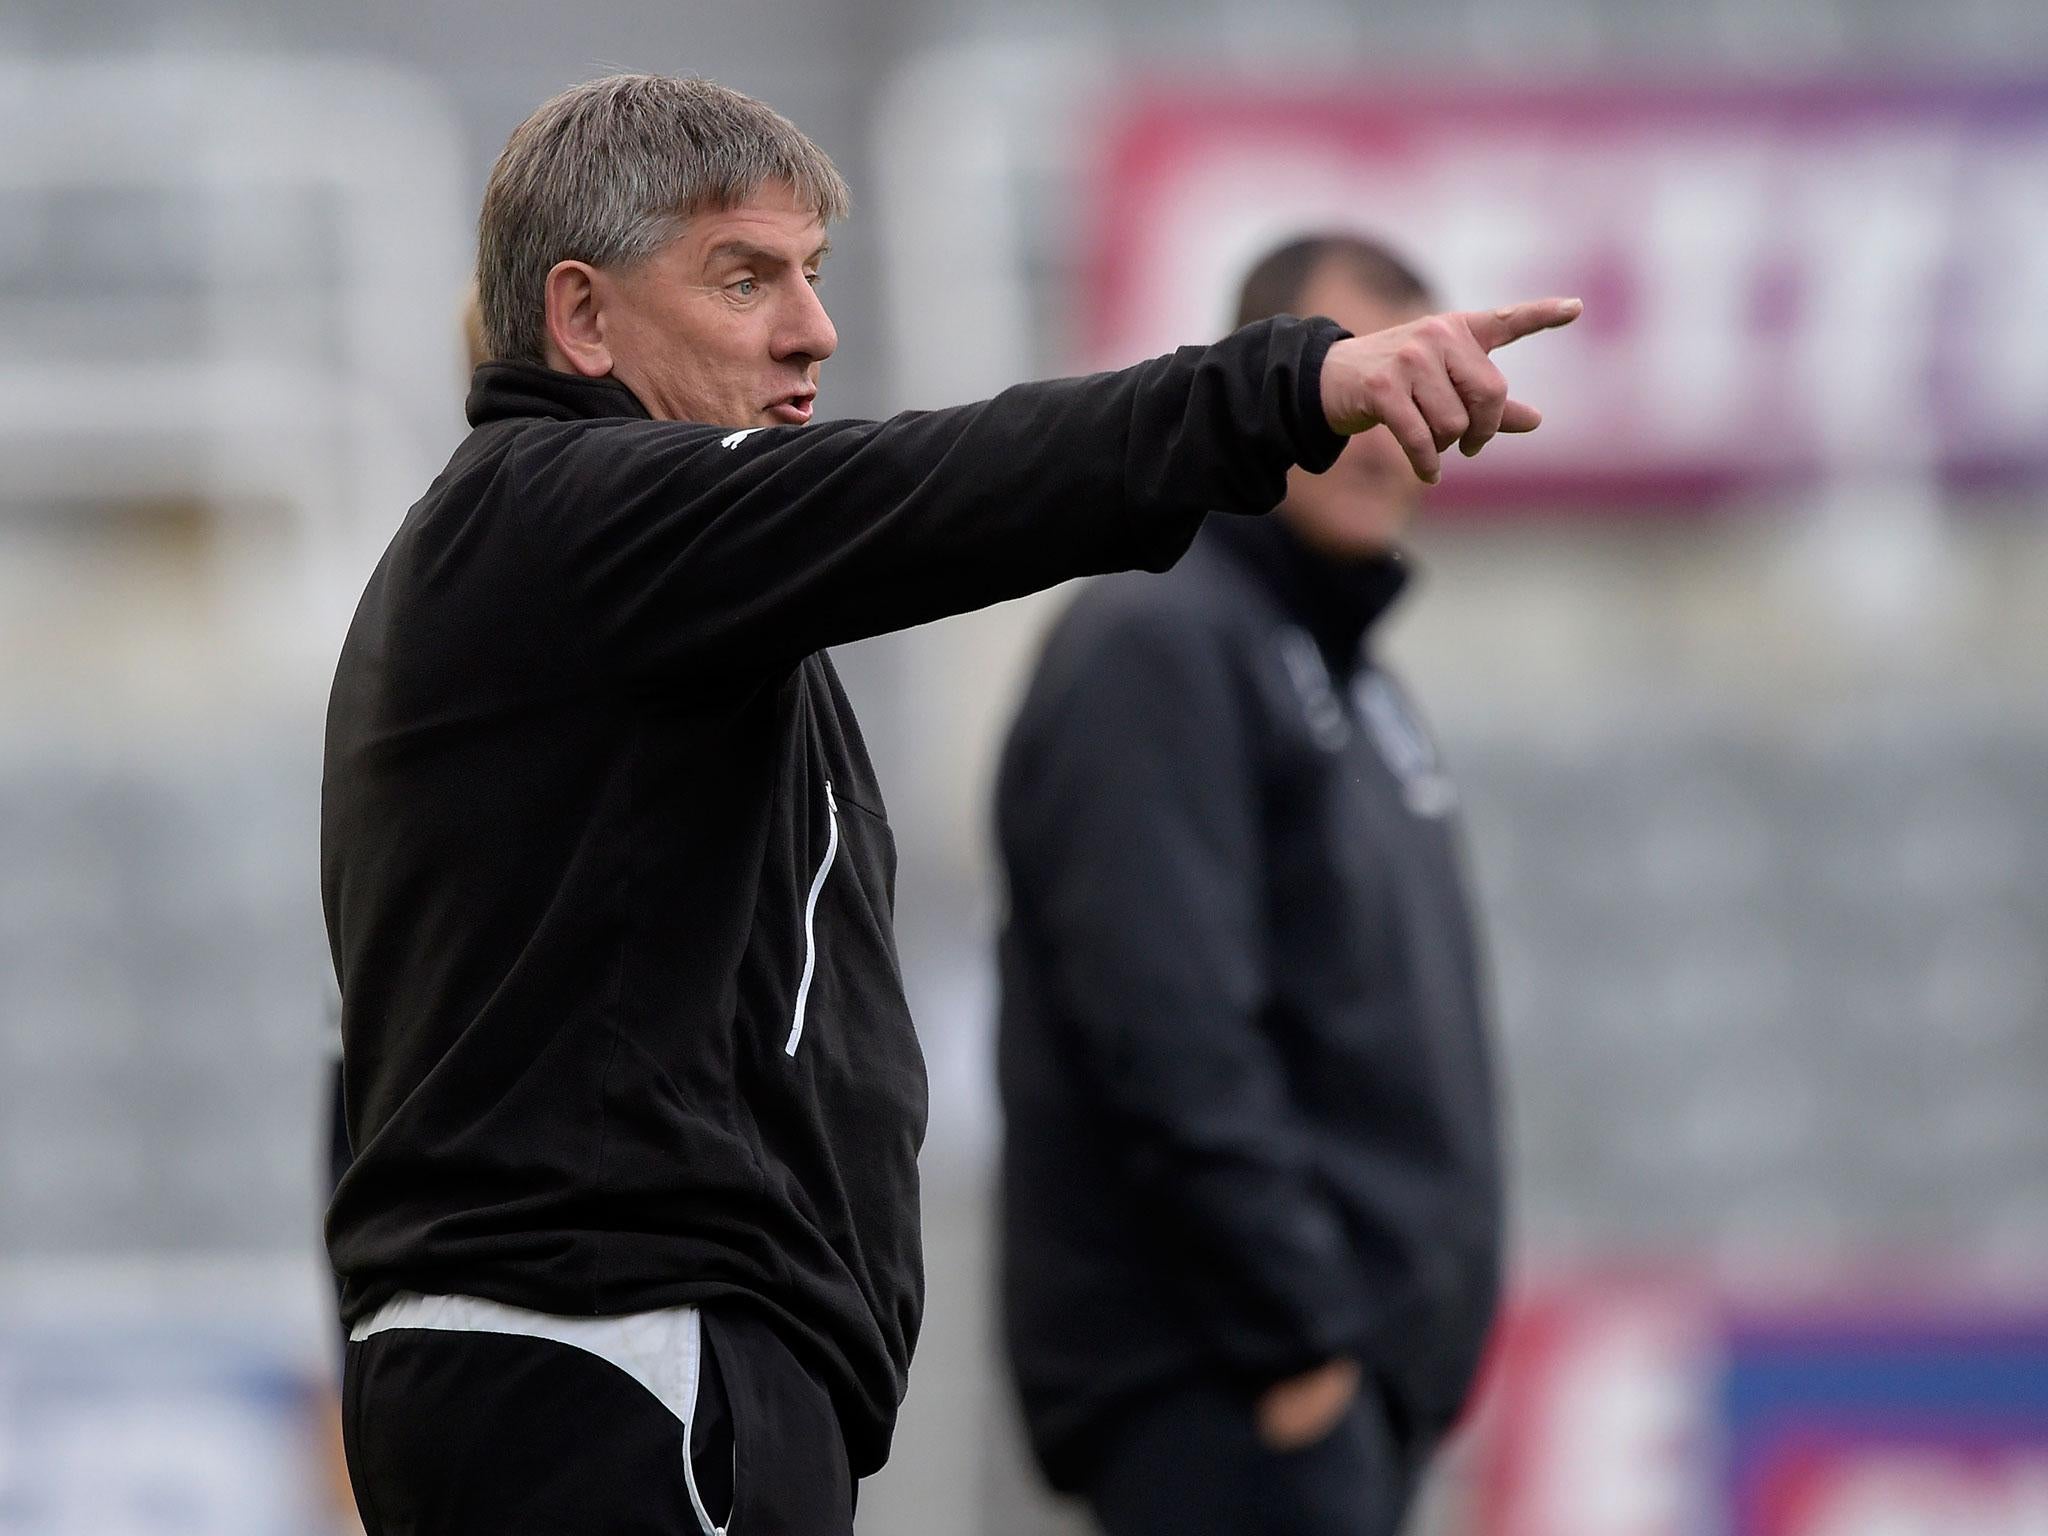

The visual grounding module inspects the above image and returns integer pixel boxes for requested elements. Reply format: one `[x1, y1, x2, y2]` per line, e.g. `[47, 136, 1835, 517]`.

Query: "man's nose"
[776, 278, 838, 366]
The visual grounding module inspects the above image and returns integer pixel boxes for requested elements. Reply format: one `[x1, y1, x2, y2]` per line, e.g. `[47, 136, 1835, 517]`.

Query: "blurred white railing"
[0, 54, 471, 669]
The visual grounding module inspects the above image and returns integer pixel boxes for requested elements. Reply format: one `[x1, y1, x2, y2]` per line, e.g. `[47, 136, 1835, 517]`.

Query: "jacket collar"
[466, 362, 652, 428]
[1203, 512, 1411, 677]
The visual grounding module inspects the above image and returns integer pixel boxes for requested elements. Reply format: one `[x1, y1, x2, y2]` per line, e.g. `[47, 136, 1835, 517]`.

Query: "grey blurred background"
[3, 1, 2046, 1532]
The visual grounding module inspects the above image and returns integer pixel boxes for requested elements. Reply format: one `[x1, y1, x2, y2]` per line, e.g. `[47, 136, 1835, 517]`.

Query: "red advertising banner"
[1079, 82, 2048, 511]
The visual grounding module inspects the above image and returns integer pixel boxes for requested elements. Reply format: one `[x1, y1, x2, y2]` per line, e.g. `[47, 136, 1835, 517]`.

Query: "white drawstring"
[678, 1308, 733, 1536]
[785, 779, 840, 1057]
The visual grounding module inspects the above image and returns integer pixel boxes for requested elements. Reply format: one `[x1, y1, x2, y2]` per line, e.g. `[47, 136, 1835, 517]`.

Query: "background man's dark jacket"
[995, 513, 1503, 1490]
[321, 319, 1345, 1477]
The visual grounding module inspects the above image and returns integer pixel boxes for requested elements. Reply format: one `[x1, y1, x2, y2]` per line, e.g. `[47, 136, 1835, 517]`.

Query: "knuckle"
[1428, 399, 1468, 431]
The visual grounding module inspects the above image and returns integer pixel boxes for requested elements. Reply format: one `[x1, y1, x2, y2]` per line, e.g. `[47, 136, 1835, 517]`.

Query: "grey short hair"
[477, 74, 851, 366]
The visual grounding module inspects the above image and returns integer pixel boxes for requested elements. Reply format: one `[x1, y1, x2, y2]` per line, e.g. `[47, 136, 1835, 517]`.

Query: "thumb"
[1465, 399, 1543, 455]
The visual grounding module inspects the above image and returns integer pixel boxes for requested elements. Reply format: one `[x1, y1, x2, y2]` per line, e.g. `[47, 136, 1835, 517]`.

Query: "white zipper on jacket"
[785, 779, 840, 1057]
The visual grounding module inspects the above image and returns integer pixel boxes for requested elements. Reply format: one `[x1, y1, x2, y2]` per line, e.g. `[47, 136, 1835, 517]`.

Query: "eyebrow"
[704, 237, 832, 271]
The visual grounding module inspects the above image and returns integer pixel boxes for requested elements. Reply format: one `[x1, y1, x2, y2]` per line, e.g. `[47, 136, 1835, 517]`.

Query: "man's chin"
[1352, 504, 1417, 554]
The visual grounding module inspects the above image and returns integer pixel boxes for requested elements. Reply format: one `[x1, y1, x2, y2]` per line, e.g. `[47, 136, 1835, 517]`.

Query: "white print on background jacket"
[1276, 628, 1457, 819]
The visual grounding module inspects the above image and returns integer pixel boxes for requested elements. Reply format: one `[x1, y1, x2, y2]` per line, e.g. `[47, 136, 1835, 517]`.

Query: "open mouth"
[769, 392, 815, 426]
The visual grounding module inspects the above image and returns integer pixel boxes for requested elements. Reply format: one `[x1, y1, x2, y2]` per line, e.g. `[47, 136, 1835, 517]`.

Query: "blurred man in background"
[996, 234, 1503, 1536]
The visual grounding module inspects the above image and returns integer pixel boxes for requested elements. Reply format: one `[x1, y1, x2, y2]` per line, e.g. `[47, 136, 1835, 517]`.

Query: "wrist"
[1297, 320, 1351, 473]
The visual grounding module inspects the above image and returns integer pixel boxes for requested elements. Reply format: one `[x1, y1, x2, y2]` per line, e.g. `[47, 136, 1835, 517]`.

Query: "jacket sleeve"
[996, 599, 1370, 1387]
[520, 318, 1345, 678]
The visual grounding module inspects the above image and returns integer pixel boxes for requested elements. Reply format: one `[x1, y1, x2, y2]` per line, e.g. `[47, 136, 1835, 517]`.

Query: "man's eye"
[732, 278, 758, 297]
[804, 271, 822, 288]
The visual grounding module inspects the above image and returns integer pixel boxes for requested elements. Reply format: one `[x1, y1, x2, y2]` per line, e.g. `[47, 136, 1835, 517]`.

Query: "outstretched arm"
[528, 298, 1578, 678]
[528, 317, 1346, 677]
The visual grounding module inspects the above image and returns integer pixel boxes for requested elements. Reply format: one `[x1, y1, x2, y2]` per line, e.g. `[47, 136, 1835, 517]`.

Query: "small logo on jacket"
[1275, 630, 1458, 818]
[720, 427, 767, 450]
[1277, 630, 1351, 752]
[1354, 673, 1459, 819]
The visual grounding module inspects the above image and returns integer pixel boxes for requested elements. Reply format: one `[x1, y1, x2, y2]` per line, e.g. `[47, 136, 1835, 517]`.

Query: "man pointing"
[323, 73, 1576, 1536]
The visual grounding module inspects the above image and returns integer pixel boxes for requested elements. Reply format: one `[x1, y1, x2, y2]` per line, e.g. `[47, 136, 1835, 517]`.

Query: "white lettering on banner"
[1083, 88, 2048, 498]
[1800, 1455, 2048, 1536]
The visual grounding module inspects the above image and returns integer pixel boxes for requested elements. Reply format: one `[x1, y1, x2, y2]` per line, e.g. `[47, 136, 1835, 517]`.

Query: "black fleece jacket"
[995, 514, 1503, 1490]
[321, 317, 1346, 1477]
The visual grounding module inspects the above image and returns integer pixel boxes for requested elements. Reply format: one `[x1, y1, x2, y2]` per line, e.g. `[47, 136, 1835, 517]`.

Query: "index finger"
[1462, 296, 1583, 352]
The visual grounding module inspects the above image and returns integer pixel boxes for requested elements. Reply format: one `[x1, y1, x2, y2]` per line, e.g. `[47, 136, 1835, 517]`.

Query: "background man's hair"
[476, 74, 851, 366]
[1233, 233, 1435, 329]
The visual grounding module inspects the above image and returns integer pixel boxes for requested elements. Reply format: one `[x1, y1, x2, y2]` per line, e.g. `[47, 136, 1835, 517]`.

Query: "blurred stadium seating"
[2, 2, 2045, 1531]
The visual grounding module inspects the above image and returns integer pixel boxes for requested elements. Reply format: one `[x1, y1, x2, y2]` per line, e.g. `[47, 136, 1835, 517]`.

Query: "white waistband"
[352, 1291, 729, 1534]
[350, 1291, 704, 1432]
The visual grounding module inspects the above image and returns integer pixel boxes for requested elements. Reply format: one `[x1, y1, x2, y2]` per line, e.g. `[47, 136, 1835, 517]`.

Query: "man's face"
[1276, 263, 1430, 561]
[595, 180, 836, 429]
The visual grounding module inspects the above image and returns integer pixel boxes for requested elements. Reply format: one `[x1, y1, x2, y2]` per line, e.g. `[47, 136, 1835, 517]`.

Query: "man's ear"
[542, 260, 612, 377]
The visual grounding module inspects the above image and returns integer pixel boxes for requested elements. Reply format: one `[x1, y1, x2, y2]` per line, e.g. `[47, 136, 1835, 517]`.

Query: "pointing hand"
[1318, 297, 1583, 484]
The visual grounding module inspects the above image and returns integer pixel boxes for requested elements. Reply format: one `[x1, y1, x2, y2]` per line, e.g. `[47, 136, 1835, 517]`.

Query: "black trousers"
[1083, 1376, 1426, 1536]
[342, 1306, 854, 1535]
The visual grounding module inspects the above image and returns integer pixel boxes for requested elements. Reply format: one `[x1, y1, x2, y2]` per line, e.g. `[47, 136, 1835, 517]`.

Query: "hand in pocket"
[1255, 1357, 1361, 1452]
